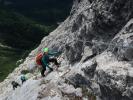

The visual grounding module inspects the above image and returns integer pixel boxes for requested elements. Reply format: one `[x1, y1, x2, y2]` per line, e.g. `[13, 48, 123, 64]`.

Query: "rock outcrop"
[0, 0, 133, 100]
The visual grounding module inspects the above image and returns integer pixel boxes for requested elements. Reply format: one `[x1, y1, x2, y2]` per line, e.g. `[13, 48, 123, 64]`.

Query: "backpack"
[36, 53, 43, 65]
[21, 75, 26, 81]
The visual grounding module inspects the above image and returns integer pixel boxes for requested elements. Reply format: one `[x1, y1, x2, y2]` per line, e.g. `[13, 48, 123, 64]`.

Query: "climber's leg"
[49, 58, 59, 68]
[41, 65, 46, 77]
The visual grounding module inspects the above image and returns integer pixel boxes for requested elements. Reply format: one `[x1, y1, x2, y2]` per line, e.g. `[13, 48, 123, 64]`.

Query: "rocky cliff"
[0, 0, 133, 100]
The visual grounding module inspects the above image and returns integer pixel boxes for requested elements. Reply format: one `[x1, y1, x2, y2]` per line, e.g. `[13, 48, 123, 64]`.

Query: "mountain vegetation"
[0, 0, 72, 81]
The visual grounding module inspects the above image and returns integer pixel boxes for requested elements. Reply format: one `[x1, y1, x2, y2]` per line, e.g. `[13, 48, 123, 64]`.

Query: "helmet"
[43, 48, 49, 52]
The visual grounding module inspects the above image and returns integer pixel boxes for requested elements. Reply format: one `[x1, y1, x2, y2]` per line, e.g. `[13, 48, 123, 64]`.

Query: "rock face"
[0, 0, 133, 100]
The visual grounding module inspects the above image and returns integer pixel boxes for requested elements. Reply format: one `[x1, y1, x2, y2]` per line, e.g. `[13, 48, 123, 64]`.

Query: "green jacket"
[41, 51, 61, 68]
[21, 75, 27, 81]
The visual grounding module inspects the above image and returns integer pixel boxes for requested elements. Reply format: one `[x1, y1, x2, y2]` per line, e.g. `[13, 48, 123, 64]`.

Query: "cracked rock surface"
[0, 0, 133, 100]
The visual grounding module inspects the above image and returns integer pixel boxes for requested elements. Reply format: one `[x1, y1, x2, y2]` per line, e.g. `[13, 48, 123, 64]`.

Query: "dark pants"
[12, 82, 20, 90]
[22, 80, 26, 84]
[41, 58, 59, 77]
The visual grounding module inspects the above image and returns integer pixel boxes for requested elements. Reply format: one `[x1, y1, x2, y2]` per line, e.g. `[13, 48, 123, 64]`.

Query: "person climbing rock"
[11, 81, 21, 90]
[20, 74, 27, 84]
[41, 47, 61, 77]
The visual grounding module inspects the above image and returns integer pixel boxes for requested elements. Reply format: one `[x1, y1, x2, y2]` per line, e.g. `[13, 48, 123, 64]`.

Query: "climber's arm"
[48, 51, 62, 56]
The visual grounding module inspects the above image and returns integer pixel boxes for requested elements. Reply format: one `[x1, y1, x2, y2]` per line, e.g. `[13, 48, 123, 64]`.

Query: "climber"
[40, 47, 61, 77]
[11, 81, 21, 90]
[20, 74, 27, 84]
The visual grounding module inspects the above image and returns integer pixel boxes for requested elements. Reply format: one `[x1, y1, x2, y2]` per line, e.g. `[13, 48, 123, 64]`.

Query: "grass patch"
[21, 70, 30, 74]
[0, 47, 22, 82]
